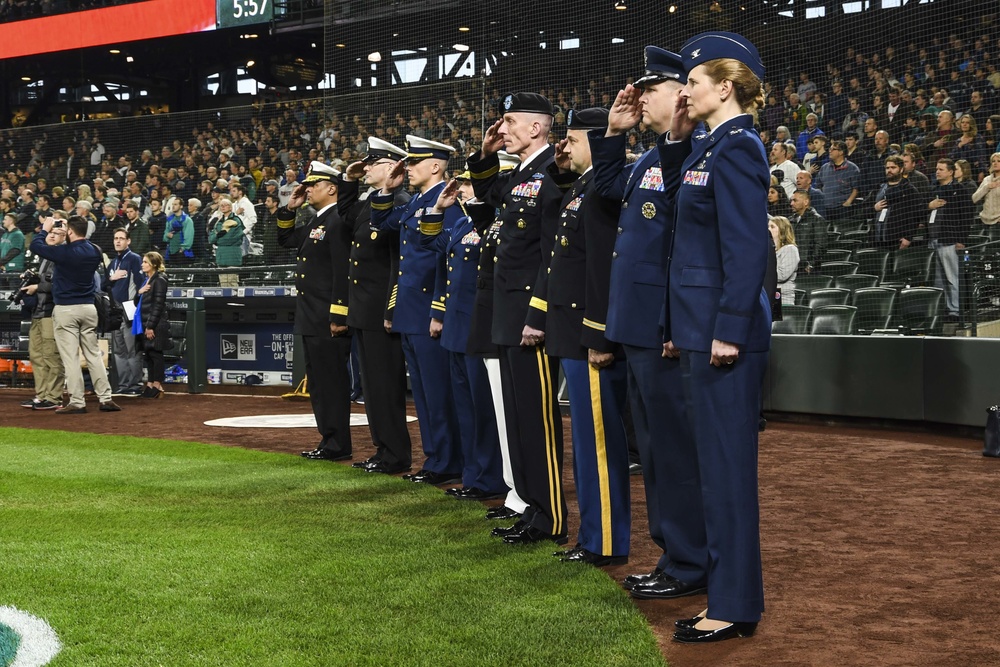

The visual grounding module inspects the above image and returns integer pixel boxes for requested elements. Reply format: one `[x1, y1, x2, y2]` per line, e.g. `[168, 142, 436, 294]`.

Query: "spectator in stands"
[278, 168, 298, 207]
[121, 201, 150, 255]
[762, 94, 783, 136]
[20, 220, 65, 411]
[229, 181, 257, 240]
[163, 197, 194, 264]
[795, 113, 825, 158]
[954, 159, 977, 195]
[767, 185, 791, 218]
[770, 141, 799, 198]
[93, 200, 123, 260]
[902, 146, 933, 203]
[0, 212, 25, 273]
[844, 133, 865, 164]
[29, 215, 120, 414]
[983, 115, 1000, 154]
[872, 155, 921, 250]
[950, 114, 986, 181]
[861, 130, 896, 199]
[768, 216, 799, 305]
[927, 158, 975, 321]
[796, 170, 826, 214]
[788, 189, 828, 274]
[922, 110, 958, 165]
[818, 140, 861, 220]
[186, 198, 209, 262]
[208, 198, 244, 287]
[825, 80, 849, 133]
[965, 90, 990, 131]
[146, 198, 166, 251]
[802, 134, 829, 176]
[133, 251, 171, 399]
[106, 227, 145, 398]
[882, 86, 912, 144]
[973, 153, 1000, 228]
[860, 116, 879, 154]
[787, 92, 808, 131]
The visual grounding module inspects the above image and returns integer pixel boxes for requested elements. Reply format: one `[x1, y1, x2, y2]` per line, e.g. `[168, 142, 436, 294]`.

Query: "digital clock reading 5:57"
[218, 0, 273, 29]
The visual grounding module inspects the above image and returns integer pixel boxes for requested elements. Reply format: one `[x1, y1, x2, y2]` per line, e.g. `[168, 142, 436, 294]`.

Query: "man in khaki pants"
[19, 224, 67, 410]
[29, 215, 121, 414]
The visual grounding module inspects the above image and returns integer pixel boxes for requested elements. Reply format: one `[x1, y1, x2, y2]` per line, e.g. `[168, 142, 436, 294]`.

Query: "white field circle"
[204, 414, 416, 428]
[0, 606, 61, 667]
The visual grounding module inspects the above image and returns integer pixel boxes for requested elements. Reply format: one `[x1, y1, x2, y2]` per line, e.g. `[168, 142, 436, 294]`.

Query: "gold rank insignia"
[642, 202, 656, 219]
[560, 236, 568, 247]
[517, 219, 526, 229]
[371, 231, 378, 240]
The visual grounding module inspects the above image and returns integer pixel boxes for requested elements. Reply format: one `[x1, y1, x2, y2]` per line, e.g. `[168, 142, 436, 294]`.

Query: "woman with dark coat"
[133, 251, 171, 398]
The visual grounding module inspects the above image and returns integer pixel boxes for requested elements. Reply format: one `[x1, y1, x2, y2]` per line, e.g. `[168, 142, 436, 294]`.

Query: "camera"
[10, 269, 39, 305]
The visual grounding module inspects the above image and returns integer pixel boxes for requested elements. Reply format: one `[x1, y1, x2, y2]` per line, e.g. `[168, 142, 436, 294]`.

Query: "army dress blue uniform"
[658, 106, 772, 624]
[589, 47, 716, 595]
[527, 155, 631, 560]
[469, 136, 576, 539]
[338, 177, 413, 471]
[370, 178, 463, 478]
[419, 201, 506, 496]
[277, 188, 354, 458]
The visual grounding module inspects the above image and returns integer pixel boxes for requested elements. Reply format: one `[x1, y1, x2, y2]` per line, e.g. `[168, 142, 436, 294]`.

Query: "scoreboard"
[0, 0, 274, 60]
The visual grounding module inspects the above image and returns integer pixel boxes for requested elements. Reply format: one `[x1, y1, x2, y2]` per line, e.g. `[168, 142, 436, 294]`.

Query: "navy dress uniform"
[658, 32, 771, 635]
[419, 189, 506, 498]
[370, 136, 464, 482]
[276, 161, 354, 460]
[468, 92, 576, 542]
[528, 108, 631, 563]
[588, 48, 710, 594]
[336, 137, 413, 474]
[466, 152, 530, 517]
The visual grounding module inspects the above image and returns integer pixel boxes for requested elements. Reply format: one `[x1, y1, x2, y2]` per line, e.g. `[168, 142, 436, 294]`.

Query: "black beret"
[500, 92, 553, 116]
[566, 108, 609, 131]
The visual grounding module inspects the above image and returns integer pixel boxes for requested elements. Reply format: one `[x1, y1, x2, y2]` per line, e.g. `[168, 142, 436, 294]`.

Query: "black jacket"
[790, 207, 829, 272]
[135, 272, 171, 351]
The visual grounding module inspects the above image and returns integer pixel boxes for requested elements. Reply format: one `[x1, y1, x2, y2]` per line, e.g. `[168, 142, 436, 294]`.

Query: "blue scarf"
[132, 275, 150, 336]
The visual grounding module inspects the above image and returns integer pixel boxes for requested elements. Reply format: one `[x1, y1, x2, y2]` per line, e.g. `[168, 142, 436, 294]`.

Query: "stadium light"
[459, 26, 470, 32]
[335, 44, 346, 48]
[126, 56, 134, 63]
[614, 0, 627, 9]
[669, 5, 677, 12]
[20, 77, 30, 82]
[368, 52, 382, 62]
[453, 44, 470, 52]
[109, 49, 120, 54]
[246, 60, 255, 67]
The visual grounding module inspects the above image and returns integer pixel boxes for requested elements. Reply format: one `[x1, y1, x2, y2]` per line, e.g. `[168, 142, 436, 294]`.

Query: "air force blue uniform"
[370, 179, 463, 476]
[419, 202, 506, 495]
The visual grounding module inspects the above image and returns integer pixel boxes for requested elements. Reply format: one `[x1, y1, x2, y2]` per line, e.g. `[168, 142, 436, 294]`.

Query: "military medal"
[517, 219, 526, 229]
[370, 231, 378, 240]
[642, 202, 656, 219]
[560, 236, 568, 247]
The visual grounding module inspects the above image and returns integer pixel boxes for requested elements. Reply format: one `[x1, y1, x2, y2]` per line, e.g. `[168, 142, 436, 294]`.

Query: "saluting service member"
[529, 107, 631, 567]
[658, 31, 771, 643]
[467, 151, 531, 521]
[469, 92, 576, 545]
[338, 138, 414, 475]
[277, 161, 355, 463]
[370, 136, 464, 485]
[589, 47, 710, 598]
[418, 173, 507, 501]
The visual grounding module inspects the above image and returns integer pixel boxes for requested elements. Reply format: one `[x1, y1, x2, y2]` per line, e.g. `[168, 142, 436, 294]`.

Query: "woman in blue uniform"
[657, 32, 771, 643]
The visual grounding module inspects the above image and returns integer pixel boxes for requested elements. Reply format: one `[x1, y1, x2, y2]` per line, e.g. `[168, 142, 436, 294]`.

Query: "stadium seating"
[852, 287, 897, 333]
[897, 287, 944, 335]
[834, 273, 879, 290]
[818, 261, 859, 277]
[772, 304, 812, 334]
[809, 305, 857, 335]
[807, 288, 851, 308]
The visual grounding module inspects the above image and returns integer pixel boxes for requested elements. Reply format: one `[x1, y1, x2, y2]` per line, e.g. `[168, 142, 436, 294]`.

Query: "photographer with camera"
[17, 222, 66, 410]
[1, 212, 25, 273]
[29, 214, 121, 414]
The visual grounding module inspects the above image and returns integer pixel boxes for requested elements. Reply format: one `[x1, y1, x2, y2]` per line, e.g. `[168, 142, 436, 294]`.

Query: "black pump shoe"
[672, 621, 757, 644]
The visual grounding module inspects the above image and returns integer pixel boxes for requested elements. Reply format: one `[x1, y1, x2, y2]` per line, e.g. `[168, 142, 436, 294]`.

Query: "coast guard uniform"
[337, 137, 413, 473]
[276, 162, 354, 459]
[369, 136, 464, 480]
[588, 48, 709, 589]
[420, 192, 506, 498]
[658, 33, 772, 624]
[468, 92, 576, 540]
[528, 108, 631, 561]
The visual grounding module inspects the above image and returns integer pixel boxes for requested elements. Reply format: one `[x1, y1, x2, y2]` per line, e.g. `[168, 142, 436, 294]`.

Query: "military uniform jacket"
[277, 203, 352, 337]
[657, 115, 771, 353]
[468, 147, 575, 346]
[419, 201, 493, 354]
[528, 166, 621, 360]
[338, 179, 409, 331]
[466, 207, 502, 358]
[369, 180, 461, 336]
[589, 132, 675, 349]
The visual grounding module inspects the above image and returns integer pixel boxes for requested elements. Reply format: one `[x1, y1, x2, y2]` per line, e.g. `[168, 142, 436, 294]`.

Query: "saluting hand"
[607, 85, 643, 136]
[433, 179, 460, 212]
[553, 139, 571, 172]
[669, 91, 698, 142]
[344, 161, 366, 182]
[287, 183, 308, 210]
[482, 120, 505, 155]
[382, 160, 406, 193]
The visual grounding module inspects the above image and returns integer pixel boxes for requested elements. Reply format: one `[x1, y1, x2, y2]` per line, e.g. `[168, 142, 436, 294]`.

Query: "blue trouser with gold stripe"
[499, 344, 565, 536]
[561, 358, 631, 557]
[401, 332, 462, 475]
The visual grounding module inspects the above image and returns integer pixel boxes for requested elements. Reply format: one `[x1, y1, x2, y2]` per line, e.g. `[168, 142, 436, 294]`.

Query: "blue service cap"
[680, 31, 765, 82]
[634, 46, 686, 87]
[405, 135, 456, 161]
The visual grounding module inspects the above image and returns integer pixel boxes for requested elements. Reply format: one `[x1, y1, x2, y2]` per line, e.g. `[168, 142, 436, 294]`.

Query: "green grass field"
[0, 428, 666, 666]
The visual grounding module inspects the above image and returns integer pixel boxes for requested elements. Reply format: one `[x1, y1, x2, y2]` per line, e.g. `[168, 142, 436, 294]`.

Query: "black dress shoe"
[630, 571, 707, 600]
[352, 457, 380, 469]
[401, 469, 428, 481]
[365, 461, 412, 475]
[553, 545, 583, 558]
[410, 471, 462, 485]
[674, 614, 706, 631]
[444, 486, 467, 497]
[455, 487, 506, 501]
[628, 462, 643, 476]
[490, 520, 526, 538]
[502, 524, 568, 546]
[672, 621, 757, 643]
[560, 549, 628, 566]
[301, 448, 351, 461]
[622, 567, 662, 591]
[485, 506, 520, 521]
